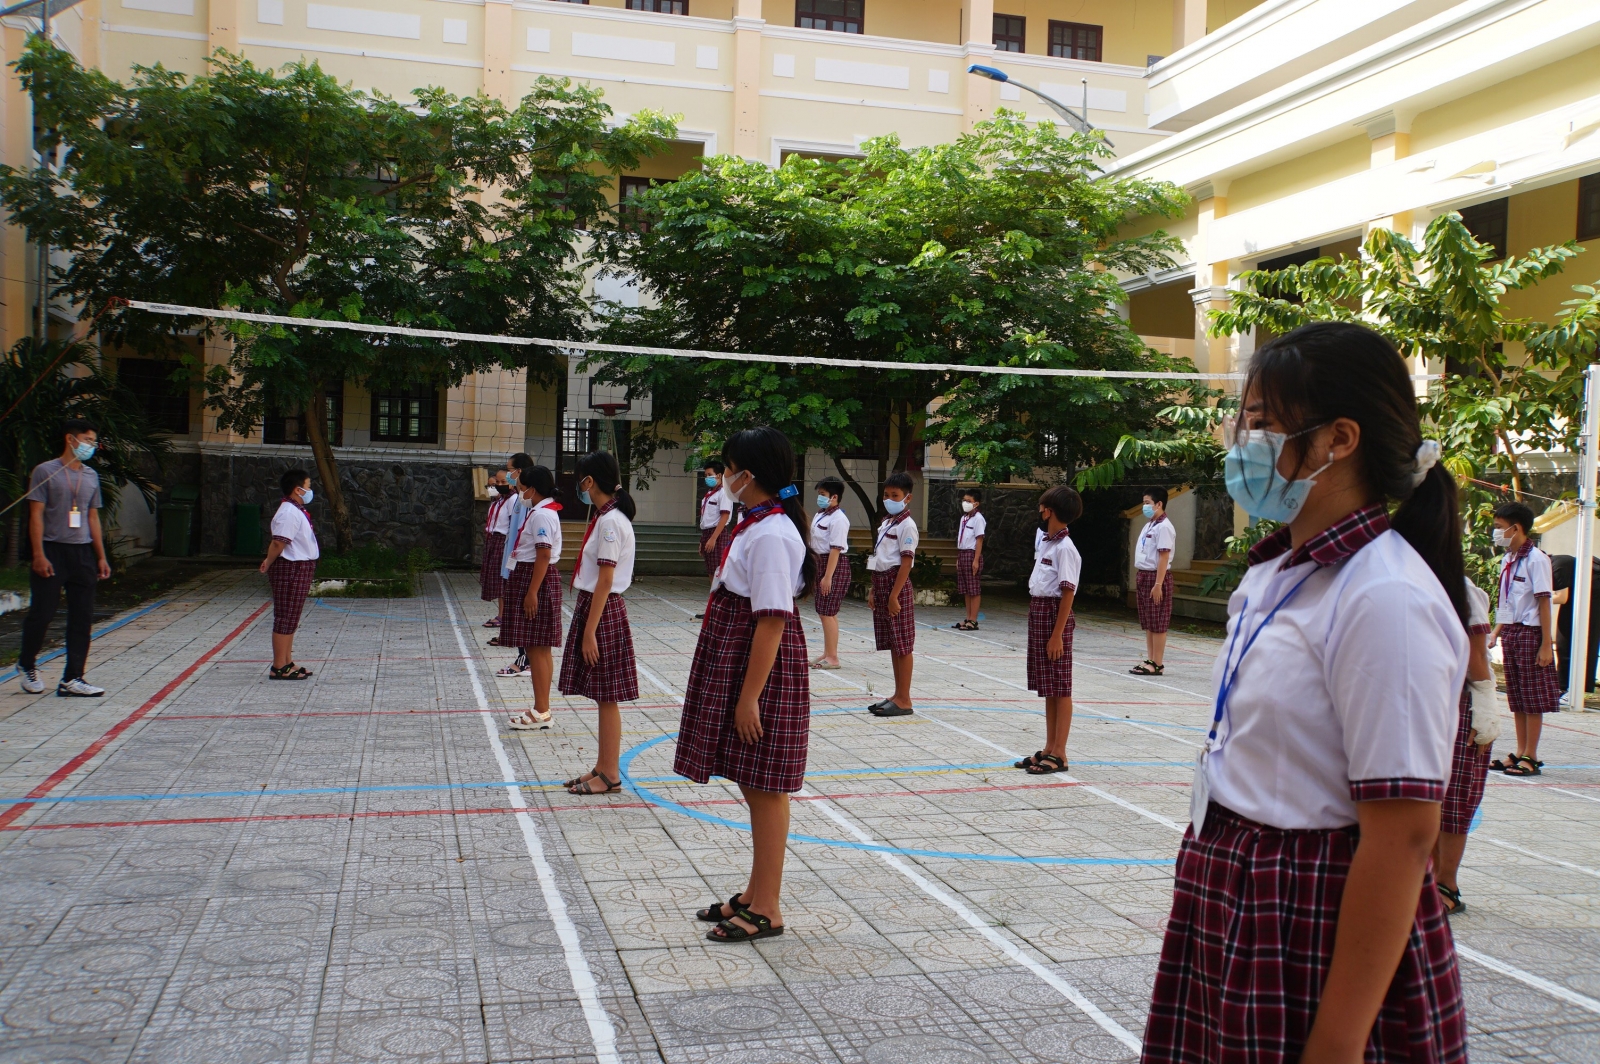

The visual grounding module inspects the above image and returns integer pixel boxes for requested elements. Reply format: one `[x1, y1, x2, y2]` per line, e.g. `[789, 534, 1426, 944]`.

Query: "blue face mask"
[705, 476, 719, 487]
[883, 497, 906, 516]
[72, 440, 96, 462]
[507, 471, 518, 486]
[1142, 504, 1155, 519]
[1224, 427, 1332, 524]
[816, 494, 832, 510]
[300, 487, 314, 504]
[579, 490, 592, 506]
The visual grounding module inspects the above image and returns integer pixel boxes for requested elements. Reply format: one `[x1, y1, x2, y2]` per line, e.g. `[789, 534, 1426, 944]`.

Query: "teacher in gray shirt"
[19, 418, 112, 697]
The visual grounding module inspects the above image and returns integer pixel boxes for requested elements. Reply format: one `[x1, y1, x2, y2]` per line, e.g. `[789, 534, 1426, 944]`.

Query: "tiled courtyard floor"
[1, 570, 1598, 1063]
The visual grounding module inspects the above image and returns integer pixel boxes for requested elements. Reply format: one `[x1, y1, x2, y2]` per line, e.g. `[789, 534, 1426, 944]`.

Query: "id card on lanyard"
[1191, 566, 1318, 835]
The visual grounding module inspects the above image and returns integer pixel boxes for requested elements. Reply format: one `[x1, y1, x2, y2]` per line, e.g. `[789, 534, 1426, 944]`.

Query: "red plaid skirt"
[558, 591, 639, 703]
[500, 564, 563, 648]
[1026, 596, 1075, 696]
[1137, 568, 1175, 634]
[1142, 804, 1466, 1064]
[480, 531, 506, 601]
[674, 588, 811, 793]
[813, 552, 850, 617]
[267, 558, 316, 635]
[1441, 688, 1489, 834]
[699, 526, 720, 577]
[870, 569, 914, 656]
[1501, 622, 1560, 713]
[956, 549, 982, 597]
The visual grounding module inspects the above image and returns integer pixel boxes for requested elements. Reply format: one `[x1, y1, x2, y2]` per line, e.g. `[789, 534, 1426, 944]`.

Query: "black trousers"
[20, 541, 98, 682]
[1557, 617, 1600, 694]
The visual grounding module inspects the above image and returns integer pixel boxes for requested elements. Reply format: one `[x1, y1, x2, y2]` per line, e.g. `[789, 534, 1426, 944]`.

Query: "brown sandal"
[568, 771, 620, 796]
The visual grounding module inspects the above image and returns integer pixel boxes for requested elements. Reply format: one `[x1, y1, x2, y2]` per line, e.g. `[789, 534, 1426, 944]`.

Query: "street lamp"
[967, 64, 1114, 148]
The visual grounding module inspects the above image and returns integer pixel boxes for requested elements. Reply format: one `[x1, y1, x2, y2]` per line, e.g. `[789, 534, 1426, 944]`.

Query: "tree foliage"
[590, 114, 1190, 516]
[0, 41, 675, 547]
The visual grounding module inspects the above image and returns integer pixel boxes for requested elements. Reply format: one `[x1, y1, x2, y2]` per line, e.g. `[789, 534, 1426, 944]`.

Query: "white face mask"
[1492, 529, 1511, 550]
[960, 501, 976, 513]
[726, 469, 753, 506]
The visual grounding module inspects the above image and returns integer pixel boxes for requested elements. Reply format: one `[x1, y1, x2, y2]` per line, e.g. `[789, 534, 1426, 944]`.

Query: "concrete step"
[1171, 591, 1230, 623]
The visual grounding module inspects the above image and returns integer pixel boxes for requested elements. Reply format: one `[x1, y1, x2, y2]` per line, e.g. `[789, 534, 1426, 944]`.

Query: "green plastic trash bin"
[159, 485, 199, 557]
[234, 503, 263, 556]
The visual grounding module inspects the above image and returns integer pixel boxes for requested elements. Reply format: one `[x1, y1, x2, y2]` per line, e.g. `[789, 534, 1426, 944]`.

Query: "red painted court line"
[0, 602, 271, 831]
[152, 703, 687, 721]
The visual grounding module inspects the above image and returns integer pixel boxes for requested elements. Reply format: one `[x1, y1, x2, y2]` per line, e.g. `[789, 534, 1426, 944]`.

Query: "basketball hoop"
[592, 403, 630, 417]
[588, 378, 632, 419]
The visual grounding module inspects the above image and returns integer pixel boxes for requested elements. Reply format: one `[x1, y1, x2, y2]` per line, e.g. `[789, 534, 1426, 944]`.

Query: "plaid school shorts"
[1142, 803, 1466, 1064]
[557, 590, 639, 703]
[480, 531, 506, 601]
[267, 558, 316, 636]
[955, 549, 982, 597]
[870, 569, 914, 657]
[1136, 568, 1175, 634]
[1501, 622, 1560, 713]
[1441, 688, 1490, 834]
[699, 526, 720, 577]
[1026, 596, 1074, 696]
[674, 588, 811, 793]
[813, 552, 850, 617]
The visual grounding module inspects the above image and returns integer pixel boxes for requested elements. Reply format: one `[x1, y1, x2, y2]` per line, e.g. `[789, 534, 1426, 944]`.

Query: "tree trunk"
[302, 384, 353, 552]
[831, 454, 878, 525]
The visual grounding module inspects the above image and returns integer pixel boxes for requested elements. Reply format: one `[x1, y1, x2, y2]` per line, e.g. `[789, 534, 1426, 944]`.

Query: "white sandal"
[508, 711, 553, 731]
[813, 660, 841, 671]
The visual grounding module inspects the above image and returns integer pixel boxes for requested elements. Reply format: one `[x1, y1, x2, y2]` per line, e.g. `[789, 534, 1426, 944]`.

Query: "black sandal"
[1504, 758, 1542, 777]
[696, 893, 746, 923]
[1437, 883, 1465, 916]
[1014, 749, 1046, 770]
[1490, 754, 1519, 772]
[1026, 753, 1067, 775]
[707, 907, 784, 943]
[568, 771, 621, 795]
[1130, 661, 1165, 675]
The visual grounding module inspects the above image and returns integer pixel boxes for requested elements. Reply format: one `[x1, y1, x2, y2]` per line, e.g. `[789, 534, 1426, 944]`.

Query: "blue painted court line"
[0, 599, 169, 683]
[618, 734, 1173, 867]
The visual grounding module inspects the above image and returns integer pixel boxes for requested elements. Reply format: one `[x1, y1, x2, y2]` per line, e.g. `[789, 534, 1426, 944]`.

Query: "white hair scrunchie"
[1410, 439, 1441, 489]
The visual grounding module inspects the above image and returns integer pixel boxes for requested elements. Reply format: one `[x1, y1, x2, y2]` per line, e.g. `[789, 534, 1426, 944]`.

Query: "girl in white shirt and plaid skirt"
[1141, 323, 1468, 1064]
[559, 452, 640, 797]
[676, 427, 814, 944]
[505, 466, 565, 732]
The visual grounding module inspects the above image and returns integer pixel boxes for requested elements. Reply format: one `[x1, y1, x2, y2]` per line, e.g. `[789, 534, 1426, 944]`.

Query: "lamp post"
[966, 64, 1114, 148]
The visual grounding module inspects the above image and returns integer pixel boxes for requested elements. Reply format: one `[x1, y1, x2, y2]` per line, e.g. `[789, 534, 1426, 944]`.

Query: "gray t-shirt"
[26, 458, 102, 544]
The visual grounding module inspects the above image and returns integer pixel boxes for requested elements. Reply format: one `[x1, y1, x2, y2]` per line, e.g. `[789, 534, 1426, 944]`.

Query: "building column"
[1186, 181, 1235, 379]
[2, 26, 33, 349]
[1172, 0, 1206, 52]
[961, 0, 994, 132]
[209, 0, 238, 55]
[1364, 111, 1413, 237]
[732, 0, 762, 160]
[484, 0, 513, 103]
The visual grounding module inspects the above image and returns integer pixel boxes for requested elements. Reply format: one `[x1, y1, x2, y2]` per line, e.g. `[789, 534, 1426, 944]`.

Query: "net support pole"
[1567, 362, 1600, 711]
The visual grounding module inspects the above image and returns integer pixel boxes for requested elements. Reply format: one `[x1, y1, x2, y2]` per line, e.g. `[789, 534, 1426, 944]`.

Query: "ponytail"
[527, 464, 560, 502]
[574, 451, 636, 521]
[1248, 322, 1468, 625]
[724, 426, 817, 599]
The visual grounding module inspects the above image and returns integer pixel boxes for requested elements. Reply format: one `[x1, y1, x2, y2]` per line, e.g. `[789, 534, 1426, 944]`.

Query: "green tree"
[0, 41, 674, 549]
[0, 338, 170, 566]
[590, 114, 1189, 516]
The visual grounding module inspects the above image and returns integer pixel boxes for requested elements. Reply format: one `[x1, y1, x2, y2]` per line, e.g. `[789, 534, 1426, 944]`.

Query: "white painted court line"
[633, 660, 1142, 1050]
[1480, 837, 1600, 879]
[437, 575, 620, 1064]
[799, 785, 1144, 1053]
[1077, 660, 1214, 701]
[1456, 944, 1600, 1015]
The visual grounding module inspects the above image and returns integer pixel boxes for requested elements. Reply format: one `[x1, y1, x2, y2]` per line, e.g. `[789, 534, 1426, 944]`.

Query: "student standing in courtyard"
[1489, 501, 1559, 777]
[678, 427, 814, 943]
[866, 472, 918, 717]
[952, 487, 986, 631]
[1142, 322, 1467, 1064]
[559, 452, 639, 795]
[1015, 485, 1081, 775]
[491, 454, 534, 672]
[699, 460, 733, 578]
[809, 476, 850, 669]
[1435, 576, 1501, 915]
[480, 470, 511, 628]
[506, 466, 564, 731]
[1131, 487, 1176, 675]
[18, 419, 113, 697]
[260, 468, 320, 681]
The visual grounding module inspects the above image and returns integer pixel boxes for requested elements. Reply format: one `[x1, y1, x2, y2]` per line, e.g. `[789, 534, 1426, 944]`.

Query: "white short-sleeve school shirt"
[699, 486, 732, 530]
[1465, 579, 1491, 633]
[957, 511, 987, 550]
[1028, 530, 1080, 598]
[1135, 516, 1176, 571]
[810, 507, 850, 555]
[511, 499, 562, 566]
[1034, 527, 1045, 559]
[716, 509, 806, 614]
[1497, 541, 1552, 627]
[269, 500, 320, 561]
[484, 495, 506, 534]
[491, 493, 515, 535]
[1204, 506, 1467, 831]
[574, 506, 635, 595]
[868, 514, 918, 572]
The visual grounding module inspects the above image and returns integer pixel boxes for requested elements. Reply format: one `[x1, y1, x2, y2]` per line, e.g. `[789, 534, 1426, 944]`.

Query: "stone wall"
[926, 480, 1047, 584]
[191, 452, 475, 562]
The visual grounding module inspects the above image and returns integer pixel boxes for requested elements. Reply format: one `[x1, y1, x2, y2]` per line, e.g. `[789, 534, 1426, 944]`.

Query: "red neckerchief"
[510, 497, 564, 556]
[572, 498, 617, 589]
[959, 508, 980, 543]
[718, 500, 784, 574]
[1500, 538, 1534, 603]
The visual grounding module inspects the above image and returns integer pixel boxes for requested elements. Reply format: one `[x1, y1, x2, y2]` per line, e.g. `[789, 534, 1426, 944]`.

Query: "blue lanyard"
[873, 514, 906, 554]
[1209, 567, 1319, 743]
